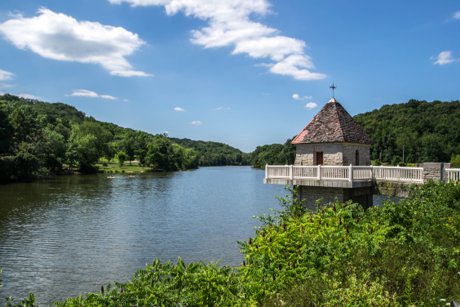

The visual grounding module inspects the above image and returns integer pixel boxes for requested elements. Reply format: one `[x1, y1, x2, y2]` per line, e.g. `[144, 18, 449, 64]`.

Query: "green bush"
[6, 182, 460, 306]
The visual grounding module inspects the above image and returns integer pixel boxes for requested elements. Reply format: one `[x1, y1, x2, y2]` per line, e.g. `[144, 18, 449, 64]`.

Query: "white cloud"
[215, 106, 230, 111]
[433, 50, 457, 65]
[70, 89, 118, 100]
[191, 120, 203, 126]
[0, 8, 150, 77]
[109, 0, 325, 80]
[174, 106, 185, 112]
[292, 93, 312, 101]
[18, 93, 40, 100]
[454, 11, 460, 19]
[305, 102, 318, 110]
[0, 69, 14, 81]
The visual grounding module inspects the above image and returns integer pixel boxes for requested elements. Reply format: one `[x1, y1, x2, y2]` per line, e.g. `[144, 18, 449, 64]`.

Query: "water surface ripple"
[0, 167, 284, 305]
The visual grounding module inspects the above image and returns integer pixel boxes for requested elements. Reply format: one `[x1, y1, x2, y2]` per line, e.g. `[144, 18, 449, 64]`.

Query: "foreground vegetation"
[5, 182, 458, 305]
[0, 95, 249, 183]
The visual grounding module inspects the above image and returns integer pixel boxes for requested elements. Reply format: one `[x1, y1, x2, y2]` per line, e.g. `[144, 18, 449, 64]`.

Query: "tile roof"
[292, 98, 372, 145]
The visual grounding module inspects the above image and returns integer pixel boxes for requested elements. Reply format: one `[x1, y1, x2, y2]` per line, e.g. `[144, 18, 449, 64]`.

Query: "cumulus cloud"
[305, 102, 318, 110]
[292, 93, 312, 101]
[70, 89, 117, 100]
[433, 50, 457, 65]
[109, 0, 326, 80]
[174, 106, 185, 112]
[0, 69, 14, 81]
[0, 8, 150, 77]
[191, 120, 203, 126]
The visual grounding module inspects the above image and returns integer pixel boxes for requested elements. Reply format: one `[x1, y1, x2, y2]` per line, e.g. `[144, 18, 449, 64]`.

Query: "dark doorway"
[315, 152, 323, 165]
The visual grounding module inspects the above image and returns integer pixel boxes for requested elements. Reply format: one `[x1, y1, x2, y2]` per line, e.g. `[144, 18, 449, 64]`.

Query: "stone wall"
[294, 143, 371, 166]
[422, 162, 451, 182]
[298, 186, 373, 210]
[294, 143, 343, 166]
[342, 144, 371, 166]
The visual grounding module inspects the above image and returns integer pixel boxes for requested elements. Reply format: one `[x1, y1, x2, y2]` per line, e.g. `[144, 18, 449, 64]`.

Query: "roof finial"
[330, 82, 337, 99]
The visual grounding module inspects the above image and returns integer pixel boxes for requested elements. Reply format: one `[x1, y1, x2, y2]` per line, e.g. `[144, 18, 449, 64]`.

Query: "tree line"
[250, 99, 460, 167]
[354, 99, 460, 165]
[0, 95, 204, 182]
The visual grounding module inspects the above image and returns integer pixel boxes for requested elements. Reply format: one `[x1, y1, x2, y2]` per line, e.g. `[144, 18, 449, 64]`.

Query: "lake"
[0, 166, 285, 305]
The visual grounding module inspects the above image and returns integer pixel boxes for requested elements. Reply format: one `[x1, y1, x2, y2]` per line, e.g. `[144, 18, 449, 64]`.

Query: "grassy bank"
[96, 160, 151, 174]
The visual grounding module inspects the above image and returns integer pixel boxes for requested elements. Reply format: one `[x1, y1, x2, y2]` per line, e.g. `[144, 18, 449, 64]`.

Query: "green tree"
[66, 125, 100, 172]
[145, 135, 176, 171]
[116, 150, 128, 166]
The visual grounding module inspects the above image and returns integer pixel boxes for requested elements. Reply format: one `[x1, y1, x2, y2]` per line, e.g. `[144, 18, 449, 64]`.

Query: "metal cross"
[330, 82, 337, 99]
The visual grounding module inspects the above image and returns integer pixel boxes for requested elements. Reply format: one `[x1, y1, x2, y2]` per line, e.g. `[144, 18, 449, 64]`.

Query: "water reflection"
[0, 167, 284, 305]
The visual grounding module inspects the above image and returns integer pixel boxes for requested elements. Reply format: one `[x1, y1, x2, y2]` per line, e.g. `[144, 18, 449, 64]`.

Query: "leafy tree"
[116, 150, 127, 166]
[145, 135, 176, 171]
[66, 125, 100, 172]
[0, 103, 13, 154]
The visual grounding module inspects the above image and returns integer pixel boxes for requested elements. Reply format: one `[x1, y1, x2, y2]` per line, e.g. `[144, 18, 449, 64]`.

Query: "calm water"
[0, 166, 285, 305]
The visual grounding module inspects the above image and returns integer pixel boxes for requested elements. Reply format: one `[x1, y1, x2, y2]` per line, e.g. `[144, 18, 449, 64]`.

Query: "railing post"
[289, 165, 293, 180]
[265, 164, 268, 180]
[317, 165, 321, 180]
[349, 164, 353, 182]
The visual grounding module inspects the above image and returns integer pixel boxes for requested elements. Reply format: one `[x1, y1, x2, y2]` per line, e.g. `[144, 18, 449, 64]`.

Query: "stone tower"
[292, 98, 373, 209]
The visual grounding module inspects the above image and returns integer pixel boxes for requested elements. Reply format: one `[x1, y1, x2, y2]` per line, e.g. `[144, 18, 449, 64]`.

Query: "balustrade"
[265, 164, 427, 184]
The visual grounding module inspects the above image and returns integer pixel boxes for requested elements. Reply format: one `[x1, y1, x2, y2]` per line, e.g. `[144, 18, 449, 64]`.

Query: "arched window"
[355, 150, 360, 165]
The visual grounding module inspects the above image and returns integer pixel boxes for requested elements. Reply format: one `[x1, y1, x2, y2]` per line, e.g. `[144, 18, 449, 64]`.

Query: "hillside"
[354, 99, 460, 165]
[170, 138, 250, 166]
[0, 94, 247, 182]
[250, 138, 295, 169]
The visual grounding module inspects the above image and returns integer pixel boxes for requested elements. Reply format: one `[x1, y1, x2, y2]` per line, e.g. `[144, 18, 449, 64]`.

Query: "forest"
[251, 99, 460, 168]
[0, 94, 246, 183]
[354, 99, 460, 165]
[250, 138, 295, 169]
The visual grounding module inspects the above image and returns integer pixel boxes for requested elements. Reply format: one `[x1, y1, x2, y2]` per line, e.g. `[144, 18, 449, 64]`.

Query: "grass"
[96, 160, 151, 174]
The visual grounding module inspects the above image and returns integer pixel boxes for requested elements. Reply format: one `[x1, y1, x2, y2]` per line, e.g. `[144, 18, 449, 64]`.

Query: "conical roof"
[292, 98, 371, 145]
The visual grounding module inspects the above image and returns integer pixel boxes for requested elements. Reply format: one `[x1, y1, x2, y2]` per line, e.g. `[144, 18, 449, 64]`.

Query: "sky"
[0, 1, 458, 152]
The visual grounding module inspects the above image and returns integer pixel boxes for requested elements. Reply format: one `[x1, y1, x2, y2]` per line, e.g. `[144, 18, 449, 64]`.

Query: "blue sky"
[0, 1, 458, 152]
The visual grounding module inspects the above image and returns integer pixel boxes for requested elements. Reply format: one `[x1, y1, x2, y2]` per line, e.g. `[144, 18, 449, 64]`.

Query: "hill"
[354, 99, 460, 165]
[170, 138, 250, 166]
[0, 94, 247, 182]
[250, 138, 295, 169]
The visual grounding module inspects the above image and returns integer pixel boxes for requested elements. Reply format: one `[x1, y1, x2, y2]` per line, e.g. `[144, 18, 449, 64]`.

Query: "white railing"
[372, 165, 423, 183]
[265, 165, 424, 184]
[446, 168, 460, 182]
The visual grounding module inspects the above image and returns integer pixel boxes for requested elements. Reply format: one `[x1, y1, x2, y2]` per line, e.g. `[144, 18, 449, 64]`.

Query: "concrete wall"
[294, 143, 370, 166]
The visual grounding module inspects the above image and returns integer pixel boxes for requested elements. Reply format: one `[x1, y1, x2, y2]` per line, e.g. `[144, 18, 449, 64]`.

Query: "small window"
[355, 150, 360, 165]
[315, 152, 323, 165]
